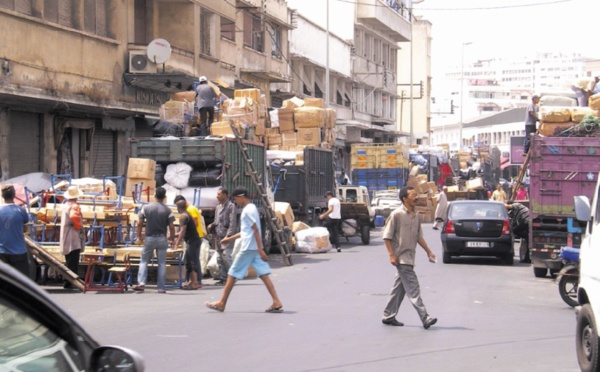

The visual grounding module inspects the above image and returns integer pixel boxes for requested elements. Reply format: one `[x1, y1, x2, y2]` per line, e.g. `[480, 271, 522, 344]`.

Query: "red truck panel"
[529, 135, 600, 219]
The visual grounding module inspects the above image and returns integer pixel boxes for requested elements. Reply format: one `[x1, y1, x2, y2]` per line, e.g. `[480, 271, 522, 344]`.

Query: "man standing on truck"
[195, 76, 218, 135]
[205, 186, 283, 313]
[572, 77, 599, 107]
[320, 191, 342, 252]
[381, 186, 437, 329]
[523, 95, 540, 154]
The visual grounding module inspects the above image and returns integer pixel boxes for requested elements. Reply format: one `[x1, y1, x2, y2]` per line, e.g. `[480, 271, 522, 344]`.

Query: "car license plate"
[466, 241, 489, 248]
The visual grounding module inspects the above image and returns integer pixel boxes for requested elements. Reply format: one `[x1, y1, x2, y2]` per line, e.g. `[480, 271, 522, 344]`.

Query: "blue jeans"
[137, 236, 168, 290]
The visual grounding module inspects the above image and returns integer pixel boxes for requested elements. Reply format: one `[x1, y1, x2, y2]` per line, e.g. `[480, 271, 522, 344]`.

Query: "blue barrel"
[374, 215, 385, 227]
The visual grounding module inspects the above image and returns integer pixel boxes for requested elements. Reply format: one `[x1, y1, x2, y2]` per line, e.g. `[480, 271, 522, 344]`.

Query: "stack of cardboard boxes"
[263, 97, 336, 151]
[405, 168, 437, 223]
[125, 158, 157, 199]
[211, 88, 267, 138]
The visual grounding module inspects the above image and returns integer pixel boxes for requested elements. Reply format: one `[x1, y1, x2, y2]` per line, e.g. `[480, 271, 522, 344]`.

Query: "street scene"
[1, 0, 600, 371]
[47, 227, 578, 372]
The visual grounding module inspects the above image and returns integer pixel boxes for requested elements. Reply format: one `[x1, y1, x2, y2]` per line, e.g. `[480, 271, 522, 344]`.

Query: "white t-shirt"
[328, 198, 341, 219]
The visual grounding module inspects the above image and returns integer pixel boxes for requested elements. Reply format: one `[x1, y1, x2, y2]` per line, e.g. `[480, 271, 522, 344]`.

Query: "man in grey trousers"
[381, 186, 438, 329]
[208, 187, 237, 285]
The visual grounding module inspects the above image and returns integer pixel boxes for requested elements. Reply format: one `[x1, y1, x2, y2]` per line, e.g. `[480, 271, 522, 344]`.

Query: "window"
[200, 9, 213, 56]
[269, 24, 282, 58]
[0, 0, 31, 15]
[84, 0, 107, 37]
[363, 33, 371, 59]
[389, 48, 397, 70]
[221, 16, 235, 41]
[243, 12, 263, 52]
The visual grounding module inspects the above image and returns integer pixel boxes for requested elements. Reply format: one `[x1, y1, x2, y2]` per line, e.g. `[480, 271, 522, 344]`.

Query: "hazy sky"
[412, 0, 600, 76]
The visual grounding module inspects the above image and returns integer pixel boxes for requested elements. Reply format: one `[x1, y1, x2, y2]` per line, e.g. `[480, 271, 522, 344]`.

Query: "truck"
[269, 147, 334, 226]
[128, 136, 273, 245]
[350, 143, 409, 192]
[527, 135, 600, 278]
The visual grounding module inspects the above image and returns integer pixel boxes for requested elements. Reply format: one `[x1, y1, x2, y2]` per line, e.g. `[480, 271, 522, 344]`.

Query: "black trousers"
[64, 249, 81, 279]
[524, 124, 536, 154]
[199, 106, 215, 128]
[325, 218, 341, 248]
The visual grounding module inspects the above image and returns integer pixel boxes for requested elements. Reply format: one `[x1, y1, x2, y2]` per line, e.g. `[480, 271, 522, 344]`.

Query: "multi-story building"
[286, 0, 413, 173]
[0, 0, 292, 180]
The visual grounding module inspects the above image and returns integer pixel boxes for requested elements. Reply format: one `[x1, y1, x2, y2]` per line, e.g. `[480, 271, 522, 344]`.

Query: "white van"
[574, 179, 600, 371]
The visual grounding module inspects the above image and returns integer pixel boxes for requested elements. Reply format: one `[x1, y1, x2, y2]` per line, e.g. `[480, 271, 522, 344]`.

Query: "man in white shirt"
[319, 191, 342, 252]
[572, 77, 599, 107]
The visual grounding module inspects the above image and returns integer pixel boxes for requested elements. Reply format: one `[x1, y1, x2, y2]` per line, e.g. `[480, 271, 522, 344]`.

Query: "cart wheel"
[361, 225, 370, 245]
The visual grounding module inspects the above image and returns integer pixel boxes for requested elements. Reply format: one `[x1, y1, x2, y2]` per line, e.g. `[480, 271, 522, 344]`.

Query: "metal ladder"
[227, 120, 293, 266]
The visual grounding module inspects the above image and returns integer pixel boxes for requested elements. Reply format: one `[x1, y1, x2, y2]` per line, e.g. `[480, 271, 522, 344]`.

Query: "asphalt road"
[48, 225, 579, 372]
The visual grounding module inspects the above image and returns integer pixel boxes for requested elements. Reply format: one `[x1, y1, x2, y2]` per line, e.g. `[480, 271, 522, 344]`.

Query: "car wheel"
[577, 304, 600, 372]
[502, 254, 514, 266]
[361, 224, 370, 245]
[442, 251, 452, 264]
[533, 267, 548, 278]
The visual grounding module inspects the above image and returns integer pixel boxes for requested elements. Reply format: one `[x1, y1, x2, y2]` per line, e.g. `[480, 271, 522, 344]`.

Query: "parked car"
[440, 200, 514, 265]
[0, 262, 144, 371]
[371, 197, 403, 220]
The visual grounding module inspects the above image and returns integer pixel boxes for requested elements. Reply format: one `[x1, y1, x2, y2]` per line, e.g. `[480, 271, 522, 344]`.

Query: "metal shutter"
[90, 129, 115, 178]
[15, 0, 32, 15]
[58, 0, 72, 28]
[9, 111, 41, 178]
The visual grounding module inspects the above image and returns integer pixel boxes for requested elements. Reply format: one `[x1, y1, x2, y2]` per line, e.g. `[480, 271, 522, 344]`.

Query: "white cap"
[64, 185, 83, 200]
[199, 76, 207, 82]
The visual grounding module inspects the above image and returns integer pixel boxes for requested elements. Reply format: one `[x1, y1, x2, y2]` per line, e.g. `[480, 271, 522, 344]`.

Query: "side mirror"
[89, 346, 145, 372]
[574, 196, 592, 222]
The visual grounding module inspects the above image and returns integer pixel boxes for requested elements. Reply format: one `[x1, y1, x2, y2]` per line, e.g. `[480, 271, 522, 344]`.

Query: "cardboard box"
[281, 132, 297, 148]
[282, 97, 304, 109]
[127, 158, 156, 180]
[234, 88, 261, 102]
[172, 91, 196, 102]
[303, 97, 326, 108]
[294, 107, 326, 128]
[274, 202, 295, 227]
[266, 133, 282, 146]
[466, 178, 484, 190]
[278, 108, 295, 133]
[255, 119, 266, 136]
[210, 121, 246, 137]
[297, 128, 321, 146]
[125, 178, 156, 199]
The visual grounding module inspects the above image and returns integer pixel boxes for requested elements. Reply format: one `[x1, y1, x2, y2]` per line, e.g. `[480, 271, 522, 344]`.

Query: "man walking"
[134, 187, 176, 293]
[195, 76, 218, 135]
[432, 186, 448, 230]
[205, 186, 283, 313]
[523, 95, 540, 154]
[319, 191, 342, 252]
[207, 187, 237, 285]
[0, 185, 30, 277]
[174, 195, 206, 287]
[382, 186, 437, 329]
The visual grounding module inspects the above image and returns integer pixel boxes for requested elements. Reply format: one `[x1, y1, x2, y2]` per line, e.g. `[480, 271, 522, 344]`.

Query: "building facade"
[0, 0, 292, 180]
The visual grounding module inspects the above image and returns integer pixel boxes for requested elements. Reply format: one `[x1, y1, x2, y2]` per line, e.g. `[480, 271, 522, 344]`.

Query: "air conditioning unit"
[129, 50, 156, 74]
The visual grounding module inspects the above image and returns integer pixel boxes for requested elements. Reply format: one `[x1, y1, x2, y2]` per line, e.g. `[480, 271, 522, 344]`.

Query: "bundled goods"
[159, 100, 194, 124]
[277, 108, 295, 133]
[187, 168, 222, 187]
[552, 115, 600, 137]
[222, 97, 258, 126]
[210, 120, 246, 138]
[296, 127, 321, 146]
[234, 88, 261, 102]
[540, 95, 577, 107]
[540, 107, 572, 123]
[590, 93, 600, 110]
[295, 227, 331, 253]
[303, 97, 326, 108]
[164, 162, 193, 189]
[571, 107, 598, 123]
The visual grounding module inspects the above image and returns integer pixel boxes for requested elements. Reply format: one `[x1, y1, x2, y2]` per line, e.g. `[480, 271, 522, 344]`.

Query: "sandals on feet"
[265, 306, 284, 313]
[205, 302, 225, 312]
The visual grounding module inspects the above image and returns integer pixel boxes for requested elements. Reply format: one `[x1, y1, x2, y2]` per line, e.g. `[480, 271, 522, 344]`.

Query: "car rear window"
[449, 203, 506, 219]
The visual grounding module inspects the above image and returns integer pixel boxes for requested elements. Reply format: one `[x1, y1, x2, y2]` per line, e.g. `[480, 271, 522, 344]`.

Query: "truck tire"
[361, 224, 370, 245]
[533, 267, 548, 278]
[577, 304, 600, 372]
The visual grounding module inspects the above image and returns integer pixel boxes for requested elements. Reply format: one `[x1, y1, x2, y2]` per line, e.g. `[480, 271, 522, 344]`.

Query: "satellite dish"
[147, 39, 172, 64]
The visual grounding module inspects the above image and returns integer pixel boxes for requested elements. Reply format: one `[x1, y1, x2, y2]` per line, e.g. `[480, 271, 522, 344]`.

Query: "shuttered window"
[0, 0, 14, 10]
[57, 0, 72, 28]
[43, 0, 58, 23]
[15, 0, 32, 15]
[9, 111, 41, 178]
[90, 129, 115, 178]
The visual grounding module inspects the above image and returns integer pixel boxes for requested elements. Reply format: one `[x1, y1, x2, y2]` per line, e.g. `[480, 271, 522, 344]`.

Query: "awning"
[500, 157, 511, 170]
[123, 73, 197, 93]
[240, 70, 291, 83]
[103, 117, 135, 132]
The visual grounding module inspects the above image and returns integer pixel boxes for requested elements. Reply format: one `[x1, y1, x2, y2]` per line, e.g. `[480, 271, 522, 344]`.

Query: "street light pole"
[325, 0, 329, 108]
[459, 41, 472, 150]
[408, 0, 424, 145]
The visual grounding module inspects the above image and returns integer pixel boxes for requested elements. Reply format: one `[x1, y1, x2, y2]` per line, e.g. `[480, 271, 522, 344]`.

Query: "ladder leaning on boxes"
[227, 120, 293, 266]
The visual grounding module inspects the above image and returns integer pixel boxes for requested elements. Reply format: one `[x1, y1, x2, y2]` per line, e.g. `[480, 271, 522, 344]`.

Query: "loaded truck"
[528, 135, 600, 278]
[128, 136, 273, 245]
[269, 147, 334, 226]
[350, 143, 409, 192]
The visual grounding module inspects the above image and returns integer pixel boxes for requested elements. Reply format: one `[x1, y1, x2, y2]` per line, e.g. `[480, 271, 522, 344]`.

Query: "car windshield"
[0, 298, 84, 371]
[449, 203, 506, 219]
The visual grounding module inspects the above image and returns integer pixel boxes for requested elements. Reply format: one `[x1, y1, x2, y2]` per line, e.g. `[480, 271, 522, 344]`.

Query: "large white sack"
[341, 219, 358, 236]
[165, 162, 193, 189]
[179, 186, 220, 209]
[295, 226, 331, 253]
